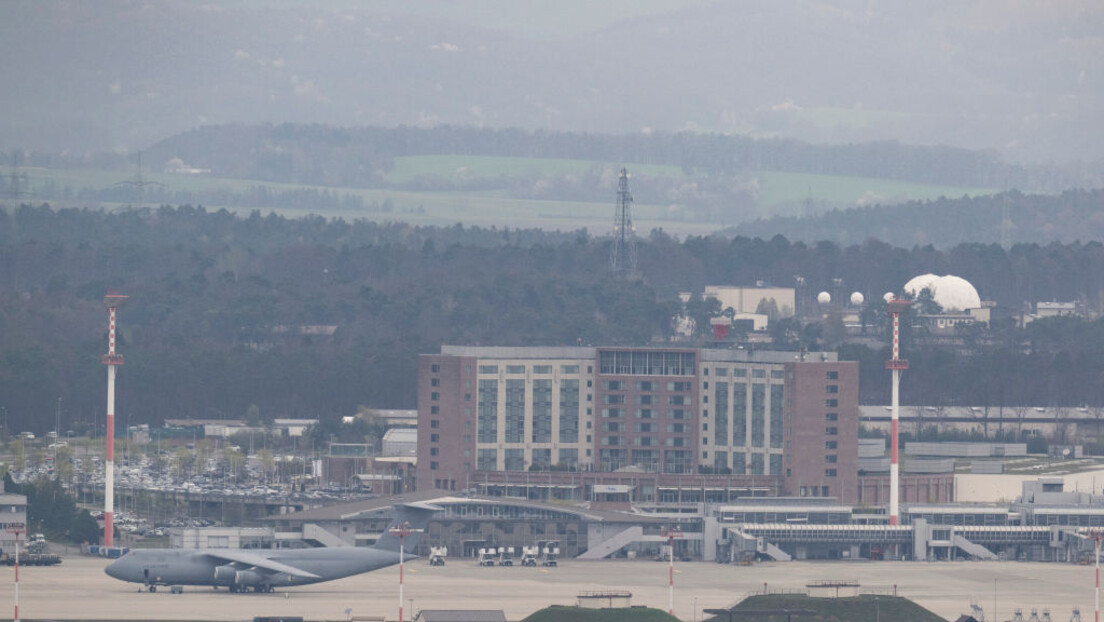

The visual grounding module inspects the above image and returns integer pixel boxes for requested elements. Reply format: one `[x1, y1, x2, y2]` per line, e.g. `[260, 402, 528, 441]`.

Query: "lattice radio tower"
[609, 168, 637, 277]
[114, 153, 164, 209]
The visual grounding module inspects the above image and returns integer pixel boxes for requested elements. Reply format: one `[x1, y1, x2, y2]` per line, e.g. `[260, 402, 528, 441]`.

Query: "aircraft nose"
[104, 558, 125, 579]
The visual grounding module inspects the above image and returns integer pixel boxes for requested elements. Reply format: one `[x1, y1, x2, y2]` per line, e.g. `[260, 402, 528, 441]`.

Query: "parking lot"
[3, 554, 1099, 621]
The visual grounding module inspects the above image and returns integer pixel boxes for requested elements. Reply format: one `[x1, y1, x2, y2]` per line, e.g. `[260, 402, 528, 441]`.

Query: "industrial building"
[417, 345, 860, 503]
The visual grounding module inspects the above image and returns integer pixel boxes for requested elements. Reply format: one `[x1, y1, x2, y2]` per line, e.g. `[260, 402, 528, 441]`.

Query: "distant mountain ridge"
[2, 1, 1101, 164]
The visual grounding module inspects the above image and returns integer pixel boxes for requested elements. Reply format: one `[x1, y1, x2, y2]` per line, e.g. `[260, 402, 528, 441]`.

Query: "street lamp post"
[388, 521, 424, 622]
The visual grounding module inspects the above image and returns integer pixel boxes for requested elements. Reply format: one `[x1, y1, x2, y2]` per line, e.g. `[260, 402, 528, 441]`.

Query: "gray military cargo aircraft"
[105, 503, 438, 593]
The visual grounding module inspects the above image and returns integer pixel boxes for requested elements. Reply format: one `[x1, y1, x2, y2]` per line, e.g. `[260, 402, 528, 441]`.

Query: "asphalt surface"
[0, 555, 1095, 621]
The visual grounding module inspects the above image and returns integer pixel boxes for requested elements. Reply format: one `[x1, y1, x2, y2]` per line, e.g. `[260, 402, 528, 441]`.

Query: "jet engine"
[234, 569, 264, 586]
[213, 564, 238, 583]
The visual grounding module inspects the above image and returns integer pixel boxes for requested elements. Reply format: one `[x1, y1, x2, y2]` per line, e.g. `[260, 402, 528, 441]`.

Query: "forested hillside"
[5, 204, 1104, 434]
[736, 189, 1104, 248]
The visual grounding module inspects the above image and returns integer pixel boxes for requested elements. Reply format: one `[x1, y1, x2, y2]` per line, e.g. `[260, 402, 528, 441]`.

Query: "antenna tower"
[609, 168, 637, 277]
[114, 153, 164, 209]
[2, 151, 31, 201]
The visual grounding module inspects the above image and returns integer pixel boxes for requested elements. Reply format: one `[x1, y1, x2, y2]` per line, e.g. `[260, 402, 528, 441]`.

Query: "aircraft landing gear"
[148, 585, 157, 593]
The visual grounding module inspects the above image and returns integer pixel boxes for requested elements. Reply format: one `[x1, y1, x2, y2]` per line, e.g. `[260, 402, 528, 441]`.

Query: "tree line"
[5, 203, 1104, 435]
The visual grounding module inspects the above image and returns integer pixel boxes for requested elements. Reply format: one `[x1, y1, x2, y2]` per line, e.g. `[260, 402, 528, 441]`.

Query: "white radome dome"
[883, 292, 896, 303]
[903, 273, 939, 295]
[817, 291, 831, 305]
[850, 292, 864, 306]
[903, 274, 981, 311]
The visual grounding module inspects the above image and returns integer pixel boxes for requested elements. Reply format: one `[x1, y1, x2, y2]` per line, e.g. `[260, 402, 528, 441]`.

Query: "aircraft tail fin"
[372, 502, 440, 554]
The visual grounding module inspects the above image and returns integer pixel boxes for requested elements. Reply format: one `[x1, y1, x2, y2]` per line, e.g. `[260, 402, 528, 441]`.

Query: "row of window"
[477, 364, 586, 375]
[706, 368, 785, 379]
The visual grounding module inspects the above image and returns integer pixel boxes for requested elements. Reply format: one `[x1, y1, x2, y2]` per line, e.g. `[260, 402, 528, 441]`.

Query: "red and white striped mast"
[661, 526, 683, 616]
[1088, 529, 1104, 622]
[885, 296, 910, 526]
[102, 292, 128, 547]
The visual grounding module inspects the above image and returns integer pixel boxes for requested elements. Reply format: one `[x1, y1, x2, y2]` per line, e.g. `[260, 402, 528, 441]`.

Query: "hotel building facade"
[417, 345, 859, 503]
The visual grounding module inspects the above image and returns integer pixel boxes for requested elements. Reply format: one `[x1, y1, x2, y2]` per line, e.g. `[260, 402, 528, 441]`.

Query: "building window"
[430, 433, 440, 442]
[533, 365, 552, 374]
[430, 392, 439, 401]
[430, 461, 439, 470]
[826, 384, 839, 394]
[703, 381, 709, 389]
[733, 369, 747, 378]
[825, 469, 837, 477]
[430, 420, 440, 428]
[431, 378, 440, 387]
[770, 370, 784, 379]
[827, 370, 838, 379]
[825, 427, 838, 436]
[825, 413, 838, 421]
[825, 440, 838, 449]
[715, 368, 728, 377]
[430, 406, 439, 414]
[825, 399, 838, 408]
[464, 393, 472, 401]
[506, 365, 525, 374]
[826, 454, 837, 463]
[479, 365, 498, 374]
[430, 447, 439, 456]
[752, 369, 766, 378]
[431, 364, 440, 373]
[561, 365, 579, 374]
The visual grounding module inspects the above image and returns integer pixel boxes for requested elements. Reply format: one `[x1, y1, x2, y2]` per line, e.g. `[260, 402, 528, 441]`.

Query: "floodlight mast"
[389, 521, 423, 622]
[885, 299, 910, 527]
[102, 292, 128, 547]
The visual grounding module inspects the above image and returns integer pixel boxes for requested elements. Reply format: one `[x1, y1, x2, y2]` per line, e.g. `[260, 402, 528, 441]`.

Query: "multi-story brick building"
[417, 345, 860, 503]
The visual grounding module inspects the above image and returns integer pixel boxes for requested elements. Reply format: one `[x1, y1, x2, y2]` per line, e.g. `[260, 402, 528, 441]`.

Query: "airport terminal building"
[416, 345, 859, 503]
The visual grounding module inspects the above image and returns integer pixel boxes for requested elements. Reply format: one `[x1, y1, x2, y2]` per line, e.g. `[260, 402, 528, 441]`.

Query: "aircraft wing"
[201, 550, 321, 579]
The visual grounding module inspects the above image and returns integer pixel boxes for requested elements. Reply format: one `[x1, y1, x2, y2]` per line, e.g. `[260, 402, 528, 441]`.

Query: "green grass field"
[385, 155, 685, 184]
[758, 170, 994, 209]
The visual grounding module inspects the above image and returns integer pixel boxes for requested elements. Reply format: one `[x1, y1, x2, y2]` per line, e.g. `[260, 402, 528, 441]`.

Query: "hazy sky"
[1, 0, 1101, 163]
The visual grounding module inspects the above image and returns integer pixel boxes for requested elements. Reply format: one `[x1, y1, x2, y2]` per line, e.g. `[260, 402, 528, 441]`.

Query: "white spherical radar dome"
[903, 273, 939, 296]
[883, 292, 896, 303]
[850, 292, 864, 306]
[817, 291, 831, 305]
[903, 274, 981, 311]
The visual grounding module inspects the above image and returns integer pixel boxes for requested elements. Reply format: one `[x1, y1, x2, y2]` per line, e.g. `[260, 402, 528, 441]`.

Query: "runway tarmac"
[0, 554, 1095, 621]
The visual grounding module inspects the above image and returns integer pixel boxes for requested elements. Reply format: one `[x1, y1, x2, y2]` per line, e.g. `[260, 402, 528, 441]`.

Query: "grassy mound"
[522, 605, 679, 622]
[704, 594, 945, 622]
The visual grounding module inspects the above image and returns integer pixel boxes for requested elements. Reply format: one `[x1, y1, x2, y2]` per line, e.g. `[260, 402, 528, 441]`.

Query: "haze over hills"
[2, 0, 1101, 164]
